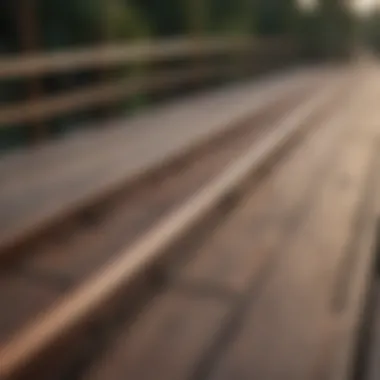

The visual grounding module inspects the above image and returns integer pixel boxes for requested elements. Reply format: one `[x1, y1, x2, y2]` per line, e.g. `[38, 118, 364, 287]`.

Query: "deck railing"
[0, 36, 295, 140]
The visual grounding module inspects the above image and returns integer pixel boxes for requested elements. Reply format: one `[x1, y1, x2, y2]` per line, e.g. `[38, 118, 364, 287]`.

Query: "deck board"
[79, 69, 380, 380]
[206, 78, 379, 380]
[0, 68, 332, 254]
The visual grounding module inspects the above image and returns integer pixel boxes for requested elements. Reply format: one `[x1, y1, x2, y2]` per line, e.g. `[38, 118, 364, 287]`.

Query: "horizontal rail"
[0, 80, 343, 380]
[0, 62, 251, 127]
[0, 37, 292, 80]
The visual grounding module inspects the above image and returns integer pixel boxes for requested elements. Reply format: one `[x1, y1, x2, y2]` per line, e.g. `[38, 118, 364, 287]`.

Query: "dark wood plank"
[83, 290, 229, 380]
[0, 37, 288, 79]
[365, 283, 380, 380]
[0, 275, 59, 345]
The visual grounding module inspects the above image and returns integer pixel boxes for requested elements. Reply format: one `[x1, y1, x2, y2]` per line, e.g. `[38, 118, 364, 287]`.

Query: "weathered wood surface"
[0, 37, 290, 80]
[0, 68, 329, 255]
[81, 69, 380, 380]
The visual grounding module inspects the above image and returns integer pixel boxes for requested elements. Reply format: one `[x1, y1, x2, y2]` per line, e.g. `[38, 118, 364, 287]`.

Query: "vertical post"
[16, 0, 45, 141]
[99, 0, 113, 118]
[185, 0, 205, 37]
[99, 0, 122, 118]
[239, 0, 254, 78]
[185, 0, 206, 88]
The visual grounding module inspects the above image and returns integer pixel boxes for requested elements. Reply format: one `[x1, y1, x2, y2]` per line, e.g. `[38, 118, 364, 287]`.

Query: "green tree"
[130, 0, 188, 36]
[253, 0, 298, 36]
[297, 0, 355, 59]
[104, 0, 150, 41]
[359, 8, 380, 54]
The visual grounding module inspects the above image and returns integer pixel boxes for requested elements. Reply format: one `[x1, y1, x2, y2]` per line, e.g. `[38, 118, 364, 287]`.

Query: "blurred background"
[1, 3, 380, 379]
[0, 0, 379, 151]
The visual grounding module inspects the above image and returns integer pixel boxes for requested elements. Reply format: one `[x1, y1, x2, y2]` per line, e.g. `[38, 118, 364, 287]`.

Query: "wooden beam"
[0, 37, 291, 80]
[16, 0, 45, 139]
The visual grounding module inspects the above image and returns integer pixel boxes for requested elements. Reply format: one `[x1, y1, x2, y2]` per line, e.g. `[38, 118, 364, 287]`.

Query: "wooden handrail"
[0, 64, 245, 126]
[0, 36, 295, 134]
[0, 36, 267, 80]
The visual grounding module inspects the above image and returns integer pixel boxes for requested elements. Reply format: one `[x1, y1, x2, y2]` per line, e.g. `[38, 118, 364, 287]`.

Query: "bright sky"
[354, 0, 377, 13]
[299, 0, 378, 13]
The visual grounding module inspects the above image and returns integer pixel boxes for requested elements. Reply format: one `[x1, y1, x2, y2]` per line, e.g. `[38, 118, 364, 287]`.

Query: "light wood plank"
[206, 82, 378, 380]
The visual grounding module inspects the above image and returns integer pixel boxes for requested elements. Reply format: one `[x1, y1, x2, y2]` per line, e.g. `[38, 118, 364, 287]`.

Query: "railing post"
[185, 0, 206, 89]
[16, 0, 45, 141]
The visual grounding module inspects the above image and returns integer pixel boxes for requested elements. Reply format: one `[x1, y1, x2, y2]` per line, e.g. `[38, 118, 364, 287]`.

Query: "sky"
[354, 0, 377, 13]
[300, 0, 378, 13]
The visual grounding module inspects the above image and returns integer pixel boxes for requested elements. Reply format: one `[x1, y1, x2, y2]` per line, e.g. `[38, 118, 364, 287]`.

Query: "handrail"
[0, 65, 239, 126]
[0, 36, 271, 80]
[0, 36, 295, 135]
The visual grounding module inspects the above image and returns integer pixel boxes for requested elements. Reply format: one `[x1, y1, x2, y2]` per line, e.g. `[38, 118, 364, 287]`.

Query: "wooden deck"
[0, 66, 330, 255]
[79, 70, 380, 380]
[0, 64, 379, 380]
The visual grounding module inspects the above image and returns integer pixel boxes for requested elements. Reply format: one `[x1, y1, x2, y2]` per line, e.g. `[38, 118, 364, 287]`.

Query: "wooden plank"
[0, 37, 290, 80]
[320, 165, 379, 380]
[0, 68, 326, 183]
[0, 56, 302, 127]
[15, 0, 46, 139]
[177, 109, 344, 294]
[0, 65, 230, 127]
[0, 75, 326, 259]
[16, 86, 313, 283]
[205, 85, 378, 380]
[0, 71, 320, 190]
[83, 290, 230, 380]
[18, 139, 230, 282]
[80, 78, 355, 380]
[81, 105, 338, 380]
[316, 94, 380, 380]
[0, 275, 58, 345]
[364, 283, 380, 380]
[0, 82, 340, 380]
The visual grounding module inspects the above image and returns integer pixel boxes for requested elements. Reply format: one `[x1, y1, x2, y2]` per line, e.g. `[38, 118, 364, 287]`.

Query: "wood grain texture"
[0, 76, 341, 380]
[205, 80, 378, 380]
[0, 65, 245, 127]
[78, 75, 357, 380]
[0, 71, 327, 257]
[83, 290, 229, 380]
[177, 109, 344, 294]
[0, 275, 58, 345]
[0, 37, 290, 79]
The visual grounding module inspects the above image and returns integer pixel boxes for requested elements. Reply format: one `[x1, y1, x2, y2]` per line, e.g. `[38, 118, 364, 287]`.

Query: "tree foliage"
[359, 9, 380, 54]
[295, 0, 355, 59]
[253, 0, 298, 36]
[0, 0, 358, 59]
